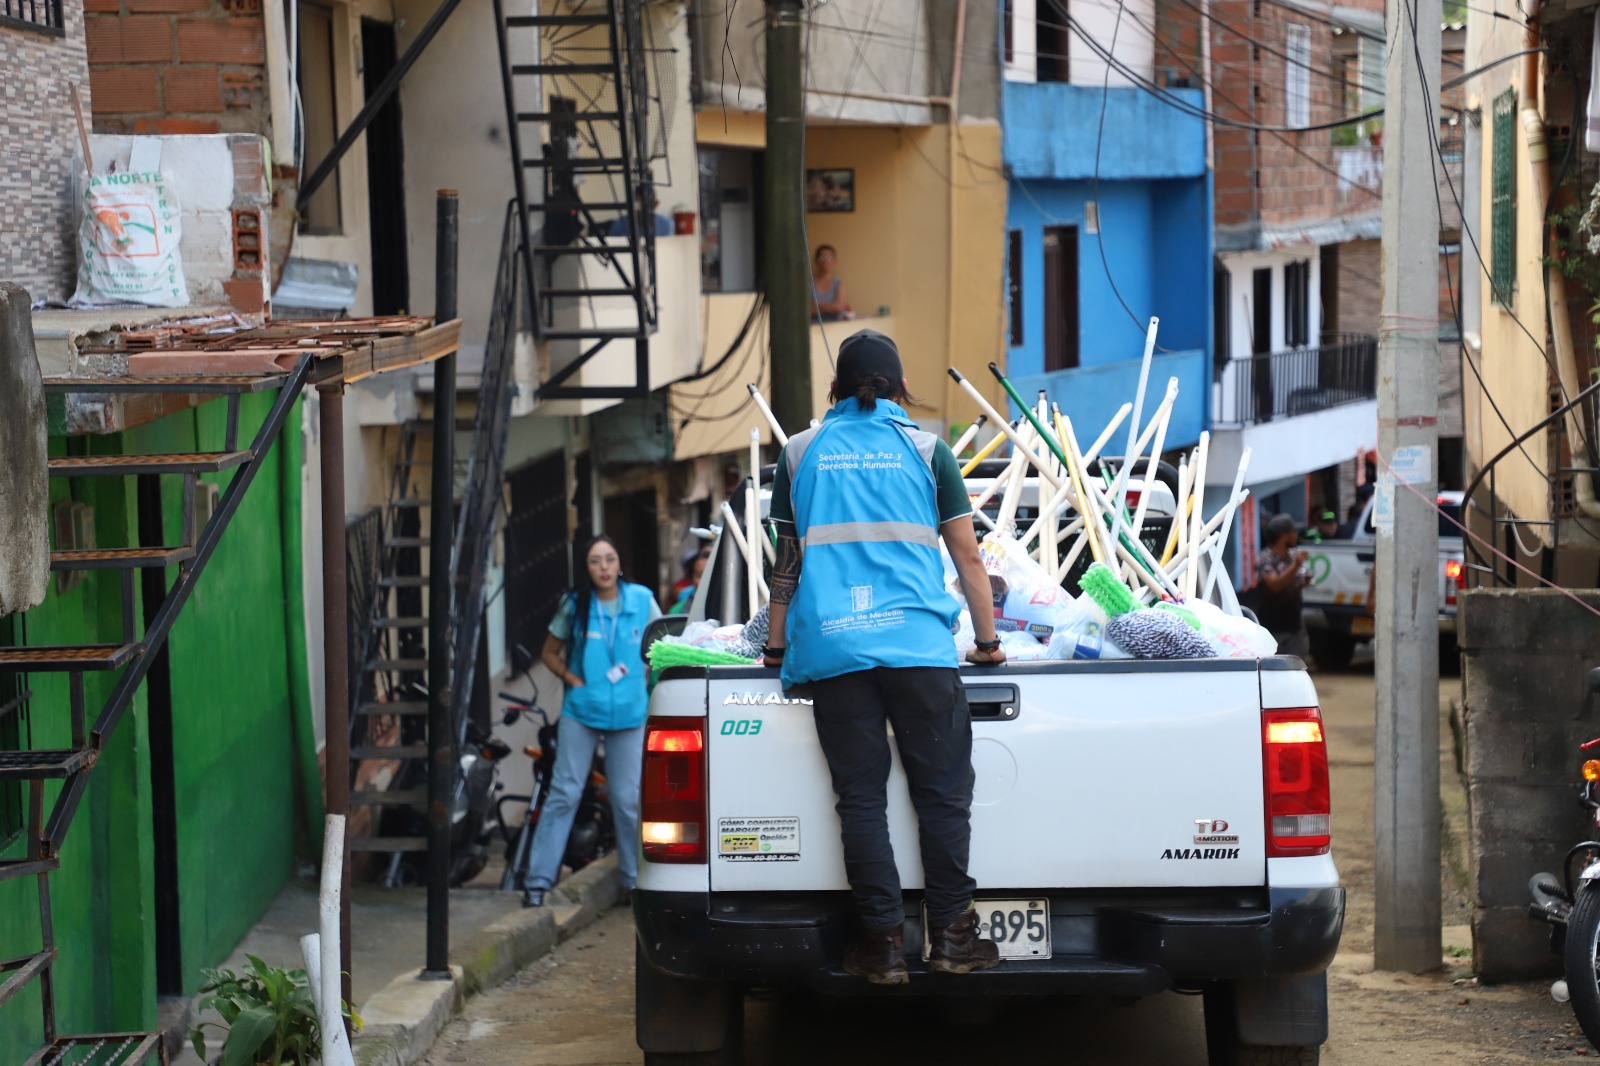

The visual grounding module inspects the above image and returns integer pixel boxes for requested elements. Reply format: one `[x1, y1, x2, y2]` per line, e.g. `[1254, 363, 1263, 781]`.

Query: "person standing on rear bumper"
[761, 329, 1006, 986]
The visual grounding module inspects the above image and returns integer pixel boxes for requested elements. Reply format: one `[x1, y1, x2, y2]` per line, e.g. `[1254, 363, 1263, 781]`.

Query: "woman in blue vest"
[525, 535, 661, 907]
[763, 329, 1006, 985]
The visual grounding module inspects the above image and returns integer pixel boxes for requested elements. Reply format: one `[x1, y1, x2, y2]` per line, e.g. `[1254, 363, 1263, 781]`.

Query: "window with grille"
[1285, 26, 1311, 127]
[1, 0, 63, 36]
[1490, 87, 1517, 306]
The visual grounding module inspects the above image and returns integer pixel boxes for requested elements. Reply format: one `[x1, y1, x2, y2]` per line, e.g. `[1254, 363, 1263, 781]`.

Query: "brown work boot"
[842, 924, 909, 986]
[927, 907, 1001, 975]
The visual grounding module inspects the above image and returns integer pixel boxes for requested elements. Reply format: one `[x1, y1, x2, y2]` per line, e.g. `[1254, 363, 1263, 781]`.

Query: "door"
[505, 453, 570, 656]
[1251, 266, 1274, 421]
[1042, 226, 1079, 373]
[361, 19, 410, 316]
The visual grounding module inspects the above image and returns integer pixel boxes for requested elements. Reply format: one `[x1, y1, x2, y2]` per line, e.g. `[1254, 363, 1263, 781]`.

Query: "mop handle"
[950, 414, 988, 459]
[987, 364, 1072, 471]
[960, 419, 1013, 477]
[947, 370, 1065, 491]
[747, 383, 788, 447]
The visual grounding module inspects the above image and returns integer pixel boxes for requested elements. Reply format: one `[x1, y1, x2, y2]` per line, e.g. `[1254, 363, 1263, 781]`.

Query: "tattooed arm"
[762, 523, 801, 668]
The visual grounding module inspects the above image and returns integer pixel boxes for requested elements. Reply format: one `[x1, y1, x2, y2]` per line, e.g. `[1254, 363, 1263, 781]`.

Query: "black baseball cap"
[835, 329, 904, 393]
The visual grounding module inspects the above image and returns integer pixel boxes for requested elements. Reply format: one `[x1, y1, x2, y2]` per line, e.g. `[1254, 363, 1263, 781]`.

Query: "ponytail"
[831, 373, 919, 411]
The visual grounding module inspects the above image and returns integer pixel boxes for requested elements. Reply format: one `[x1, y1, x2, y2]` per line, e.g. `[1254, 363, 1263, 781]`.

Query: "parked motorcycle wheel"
[1564, 884, 1600, 1050]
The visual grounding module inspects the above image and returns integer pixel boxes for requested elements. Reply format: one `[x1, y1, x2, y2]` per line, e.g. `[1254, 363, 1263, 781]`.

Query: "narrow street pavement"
[424, 665, 1589, 1065]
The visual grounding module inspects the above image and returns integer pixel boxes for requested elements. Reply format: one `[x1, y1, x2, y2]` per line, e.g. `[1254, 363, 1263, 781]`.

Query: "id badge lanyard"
[600, 598, 627, 684]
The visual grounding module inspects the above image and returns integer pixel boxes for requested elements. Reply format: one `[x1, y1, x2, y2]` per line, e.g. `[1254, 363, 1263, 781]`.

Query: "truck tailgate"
[706, 662, 1268, 893]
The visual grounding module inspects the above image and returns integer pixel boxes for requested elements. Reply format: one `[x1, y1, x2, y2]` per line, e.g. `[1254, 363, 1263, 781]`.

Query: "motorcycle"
[495, 653, 616, 902]
[375, 672, 524, 889]
[1527, 667, 1600, 1048]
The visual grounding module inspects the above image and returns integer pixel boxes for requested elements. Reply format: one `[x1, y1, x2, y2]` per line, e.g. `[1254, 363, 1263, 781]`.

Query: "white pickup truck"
[1301, 491, 1464, 669]
[632, 489, 1346, 1066]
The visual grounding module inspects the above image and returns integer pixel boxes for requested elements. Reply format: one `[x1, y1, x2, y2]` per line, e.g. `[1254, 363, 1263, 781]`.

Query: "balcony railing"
[1215, 332, 1377, 427]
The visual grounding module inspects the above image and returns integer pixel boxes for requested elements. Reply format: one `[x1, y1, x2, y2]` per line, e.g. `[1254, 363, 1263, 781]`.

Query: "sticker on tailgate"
[718, 816, 801, 861]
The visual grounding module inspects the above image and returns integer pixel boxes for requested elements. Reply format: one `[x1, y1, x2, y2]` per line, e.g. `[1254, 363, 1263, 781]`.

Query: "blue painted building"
[1001, 81, 1213, 452]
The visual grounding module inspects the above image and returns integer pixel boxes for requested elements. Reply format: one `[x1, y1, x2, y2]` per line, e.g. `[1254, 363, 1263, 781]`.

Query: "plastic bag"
[999, 630, 1050, 661]
[70, 172, 189, 308]
[1182, 599, 1279, 659]
[977, 534, 1075, 640]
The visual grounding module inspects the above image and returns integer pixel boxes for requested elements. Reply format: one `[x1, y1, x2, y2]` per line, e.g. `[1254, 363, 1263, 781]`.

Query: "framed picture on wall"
[805, 169, 855, 212]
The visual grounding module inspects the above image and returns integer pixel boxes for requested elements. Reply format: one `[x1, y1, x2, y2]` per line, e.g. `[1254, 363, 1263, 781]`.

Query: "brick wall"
[1, 7, 94, 303]
[83, 0, 268, 136]
[1209, 0, 1382, 231]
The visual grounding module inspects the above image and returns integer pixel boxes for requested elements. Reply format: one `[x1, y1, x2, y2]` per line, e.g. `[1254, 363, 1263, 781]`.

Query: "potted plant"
[188, 955, 361, 1066]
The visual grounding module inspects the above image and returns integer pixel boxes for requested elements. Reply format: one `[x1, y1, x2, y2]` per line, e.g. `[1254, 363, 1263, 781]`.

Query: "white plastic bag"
[977, 534, 1075, 640]
[1183, 599, 1279, 659]
[998, 630, 1050, 661]
[70, 171, 189, 308]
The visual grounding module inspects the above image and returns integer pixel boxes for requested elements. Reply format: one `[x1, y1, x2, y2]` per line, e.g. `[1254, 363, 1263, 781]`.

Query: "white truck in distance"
[632, 500, 1346, 1066]
[1300, 491, 1464, 669]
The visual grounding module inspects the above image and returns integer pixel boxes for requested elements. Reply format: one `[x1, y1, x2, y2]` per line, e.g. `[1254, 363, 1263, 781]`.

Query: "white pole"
[947, 370, 1066, 492]
[1121, 317, 1160, 494]
[745, 431, 762, 619]
[747, 384, 789, 446]
[1082, 403, 1134, 466]
[300, 933, 322, 1013]
[950, 413, 988, 458]
[320, 815, 354, 1066]
[1129, 382, 1179, 541]
[1186, 432, 1211, 599]
[719, 502, 770, 602]
[1202, 447, 1252, 600]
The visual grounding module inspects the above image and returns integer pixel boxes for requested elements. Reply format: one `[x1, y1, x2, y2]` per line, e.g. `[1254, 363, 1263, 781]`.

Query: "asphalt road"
[424, 665, 1581, 1066]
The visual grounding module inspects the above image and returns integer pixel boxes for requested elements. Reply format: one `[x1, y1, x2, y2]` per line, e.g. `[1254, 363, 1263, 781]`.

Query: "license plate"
[1351, 616, 1375, 636]
[923, 899, 1051, 960]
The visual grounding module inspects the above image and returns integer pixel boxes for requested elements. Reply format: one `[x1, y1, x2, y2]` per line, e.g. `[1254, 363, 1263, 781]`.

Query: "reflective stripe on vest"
[800, 521, 940, 550]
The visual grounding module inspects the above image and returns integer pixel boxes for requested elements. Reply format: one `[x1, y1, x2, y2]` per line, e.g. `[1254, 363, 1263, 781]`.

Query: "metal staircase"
[349, 202, 525, 873]
[3, 361, 311, 1065]
[493, 0, 658, 400]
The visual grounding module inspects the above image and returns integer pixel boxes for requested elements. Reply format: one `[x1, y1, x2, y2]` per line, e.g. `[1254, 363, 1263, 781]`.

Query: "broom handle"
[747, 383, 788, 446]
[948, 370, 1065, 491]
[950, 414, 987, 459]
[1202, 447, 1252, 601]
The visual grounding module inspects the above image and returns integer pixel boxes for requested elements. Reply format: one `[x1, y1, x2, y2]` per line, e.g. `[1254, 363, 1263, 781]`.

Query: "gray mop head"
[1106, 608, 1216, 660]
[742, 604, 771, 651]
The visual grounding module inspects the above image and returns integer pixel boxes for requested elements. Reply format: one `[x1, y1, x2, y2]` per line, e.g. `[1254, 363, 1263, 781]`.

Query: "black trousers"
[809, 666, 977, 932]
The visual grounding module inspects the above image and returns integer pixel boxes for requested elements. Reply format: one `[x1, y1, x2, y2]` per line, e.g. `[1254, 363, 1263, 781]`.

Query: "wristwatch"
[762, 645, 786, 660]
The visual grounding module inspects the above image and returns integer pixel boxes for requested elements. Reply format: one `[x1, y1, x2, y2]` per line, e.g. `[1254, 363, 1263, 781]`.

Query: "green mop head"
[1079, 562, 1137, 617]
[647, 641, 759, 671]
[1154, 602, 1202, 631]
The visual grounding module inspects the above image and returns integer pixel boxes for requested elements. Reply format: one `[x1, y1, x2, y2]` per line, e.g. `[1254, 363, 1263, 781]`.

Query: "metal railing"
[1215, 332, 1377, 427]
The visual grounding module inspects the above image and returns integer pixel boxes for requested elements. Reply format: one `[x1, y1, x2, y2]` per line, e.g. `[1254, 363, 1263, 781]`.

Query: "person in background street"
[762, 328, 1005, 986]
[811, 245, 854, 322]
[1302, 510, 1340, 544]
[667, 546, 710, 615]
[1255, 513, 1312, 657]
[1339, 502, 1363, 539]
[525, 535, 661, 908]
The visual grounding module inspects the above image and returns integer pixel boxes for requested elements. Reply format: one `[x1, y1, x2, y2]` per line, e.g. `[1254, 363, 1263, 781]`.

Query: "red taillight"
[1262, 707, 1331, 857]
[1124, 490, 1142, 511]
[1444, 559, 1462, 606]
[641, 716, 707, 864]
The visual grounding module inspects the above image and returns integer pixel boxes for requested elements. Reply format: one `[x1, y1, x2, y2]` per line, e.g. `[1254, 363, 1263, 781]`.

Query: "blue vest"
[781, 399, 960, 687]
[561, 582, 654, 731]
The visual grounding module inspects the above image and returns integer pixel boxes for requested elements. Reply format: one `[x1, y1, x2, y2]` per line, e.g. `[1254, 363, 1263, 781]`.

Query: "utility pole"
[1374, 0, 1442, 972]
[764, 0, 811, 436]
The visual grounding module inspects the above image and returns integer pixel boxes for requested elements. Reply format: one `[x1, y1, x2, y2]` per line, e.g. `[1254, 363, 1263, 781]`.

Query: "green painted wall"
[0, 392, 306, 1048]
[145, 393, 299, 992]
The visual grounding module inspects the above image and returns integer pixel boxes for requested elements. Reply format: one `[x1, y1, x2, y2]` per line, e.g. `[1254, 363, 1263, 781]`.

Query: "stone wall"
[0, 0, 93, 304]
[0, 284, 50, 617]
[1458, 587, 1600, 981]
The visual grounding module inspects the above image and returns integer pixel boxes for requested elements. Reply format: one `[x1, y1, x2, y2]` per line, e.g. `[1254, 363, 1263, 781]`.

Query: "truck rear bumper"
[634, 886, 1344, 996]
